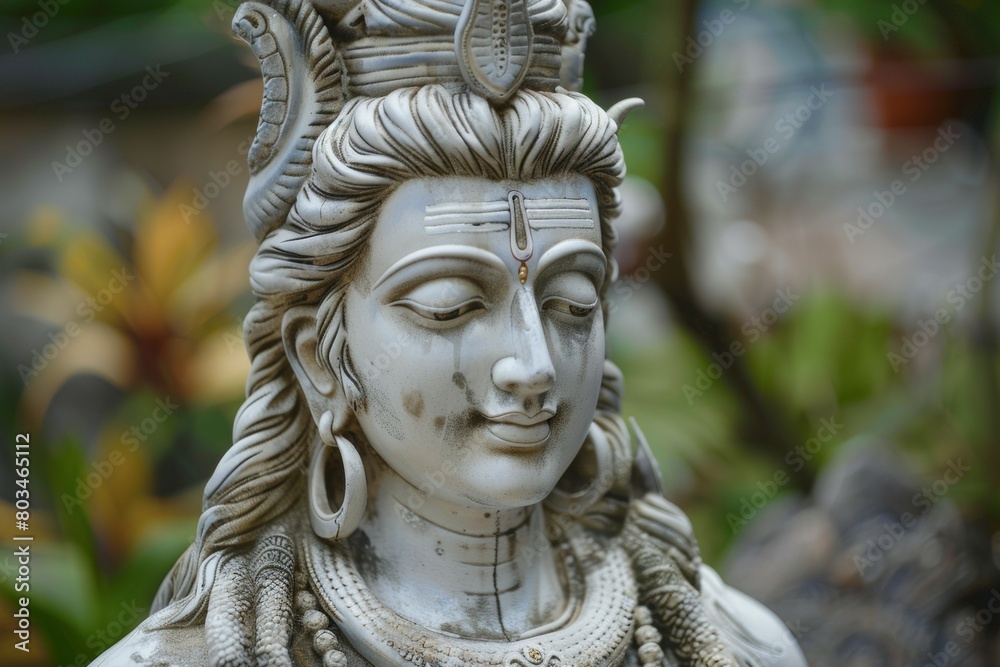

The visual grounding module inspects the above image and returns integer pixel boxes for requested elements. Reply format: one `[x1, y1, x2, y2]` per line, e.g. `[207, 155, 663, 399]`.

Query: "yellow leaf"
[134, 185, 217, 304]
[19, 324, 136, 424]
[186, 330, 251, 404]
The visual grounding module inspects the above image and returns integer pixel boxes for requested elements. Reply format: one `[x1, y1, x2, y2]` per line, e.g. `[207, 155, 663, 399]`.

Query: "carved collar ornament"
[304, 524, 637, 666]
[87, 0, 809, 666]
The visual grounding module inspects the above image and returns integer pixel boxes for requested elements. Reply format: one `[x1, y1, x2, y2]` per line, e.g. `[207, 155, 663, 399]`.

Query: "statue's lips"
[483, 411, 554, 446]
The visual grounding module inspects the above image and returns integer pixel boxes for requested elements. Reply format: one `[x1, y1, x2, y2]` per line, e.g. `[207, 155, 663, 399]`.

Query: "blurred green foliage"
[0, 0, 204, 19]
[614, 286, 1000, 563]
[815, 0, 1000, 57]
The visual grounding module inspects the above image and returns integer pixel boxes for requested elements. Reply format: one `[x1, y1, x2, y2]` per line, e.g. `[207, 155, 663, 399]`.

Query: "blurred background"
[0, 0, 998, 665]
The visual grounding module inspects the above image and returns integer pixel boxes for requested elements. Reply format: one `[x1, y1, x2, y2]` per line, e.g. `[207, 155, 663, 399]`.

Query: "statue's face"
[343, 176, 606, 509]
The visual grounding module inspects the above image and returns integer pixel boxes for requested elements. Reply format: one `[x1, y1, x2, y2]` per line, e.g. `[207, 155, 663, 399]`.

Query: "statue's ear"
[282, 305, 352, 433]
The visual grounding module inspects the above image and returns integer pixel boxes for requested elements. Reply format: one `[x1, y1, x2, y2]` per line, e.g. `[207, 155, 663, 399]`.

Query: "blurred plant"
[615, 287, 1000, 563]
[0, 184, 253, 665]
[11, 185, 253, 423]
[0, 430, 198, 667]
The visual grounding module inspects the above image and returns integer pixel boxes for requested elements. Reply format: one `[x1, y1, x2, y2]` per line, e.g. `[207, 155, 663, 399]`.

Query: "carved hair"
[153, 85, 628, 624]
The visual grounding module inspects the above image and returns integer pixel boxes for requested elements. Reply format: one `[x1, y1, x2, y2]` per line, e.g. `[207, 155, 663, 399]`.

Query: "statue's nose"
[491, 288, 555, 398]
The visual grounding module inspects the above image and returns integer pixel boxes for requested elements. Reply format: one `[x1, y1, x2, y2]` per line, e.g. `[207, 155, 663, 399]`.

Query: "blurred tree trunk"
[926, 1, 1000, 524]
[650, 0, 813, 491]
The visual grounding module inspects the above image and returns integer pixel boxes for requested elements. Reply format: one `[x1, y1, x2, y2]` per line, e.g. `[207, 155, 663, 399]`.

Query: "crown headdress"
[233, 0, 597, 241]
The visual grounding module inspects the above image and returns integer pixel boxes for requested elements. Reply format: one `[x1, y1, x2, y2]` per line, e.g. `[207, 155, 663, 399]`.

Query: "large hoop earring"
[545, 422, 615, 517]
[309, 411, 367, 541]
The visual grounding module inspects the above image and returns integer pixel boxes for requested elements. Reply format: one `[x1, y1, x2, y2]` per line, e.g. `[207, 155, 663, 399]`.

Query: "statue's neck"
[350, 467, 568, 640]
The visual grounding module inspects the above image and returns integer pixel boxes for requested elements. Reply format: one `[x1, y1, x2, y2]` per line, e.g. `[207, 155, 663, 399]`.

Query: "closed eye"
[539, 271, 600, 319]
[387, 277, 487, 324]
[541, 296, 598, 318]
[391, 298, 485, 322]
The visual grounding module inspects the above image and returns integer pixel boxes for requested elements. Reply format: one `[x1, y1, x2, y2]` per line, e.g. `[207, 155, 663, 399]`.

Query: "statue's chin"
[452, 449, 588, 512]
[363, 425, 587, 516]
[402, 467, 562, 513]
[458, 484, 556, 511]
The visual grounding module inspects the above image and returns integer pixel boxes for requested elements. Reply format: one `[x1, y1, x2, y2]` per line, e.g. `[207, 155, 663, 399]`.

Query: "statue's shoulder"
[88, 609, 209, 667]
[87, 608, 336, 667]
[620, 490, 808, 667]
[698, 564, 807, 667]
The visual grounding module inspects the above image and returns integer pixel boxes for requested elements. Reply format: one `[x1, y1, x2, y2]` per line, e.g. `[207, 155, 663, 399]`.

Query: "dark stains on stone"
[403, 390, 424, 418]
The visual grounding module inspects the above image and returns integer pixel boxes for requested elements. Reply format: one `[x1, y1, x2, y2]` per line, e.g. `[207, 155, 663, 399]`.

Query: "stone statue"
[93, 1, 807, 665]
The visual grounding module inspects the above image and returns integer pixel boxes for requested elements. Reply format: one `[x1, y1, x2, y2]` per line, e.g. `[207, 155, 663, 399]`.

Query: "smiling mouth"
[484, 410, 554, 447]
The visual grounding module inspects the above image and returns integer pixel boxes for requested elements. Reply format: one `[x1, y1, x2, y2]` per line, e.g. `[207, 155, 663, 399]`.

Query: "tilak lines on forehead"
[423, 190, 596, 284]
